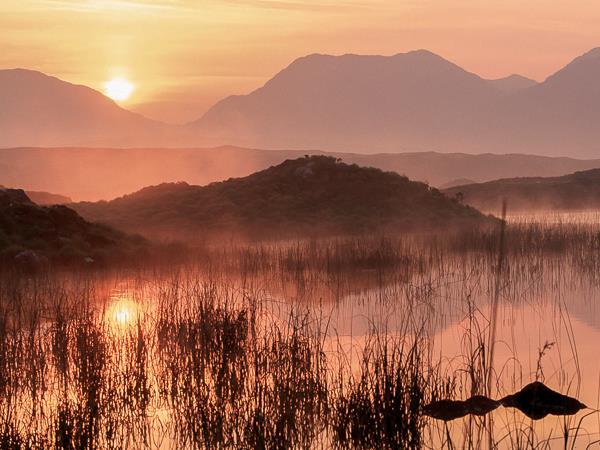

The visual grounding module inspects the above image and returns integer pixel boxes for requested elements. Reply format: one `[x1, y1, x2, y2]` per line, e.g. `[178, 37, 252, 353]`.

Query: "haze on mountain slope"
[443, 168, 600, 213]
[2, 147, 600, 202]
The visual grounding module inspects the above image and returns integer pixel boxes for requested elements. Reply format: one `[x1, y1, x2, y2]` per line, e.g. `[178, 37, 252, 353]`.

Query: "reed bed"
[0, 221, 599, 448]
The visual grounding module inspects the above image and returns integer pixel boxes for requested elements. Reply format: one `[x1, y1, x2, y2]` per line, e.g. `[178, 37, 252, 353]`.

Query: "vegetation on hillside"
[444, 168, 600, 213]
[0, 184, 71, 205]
[0, 188, 146, 266]
[73, 156, 492, 240]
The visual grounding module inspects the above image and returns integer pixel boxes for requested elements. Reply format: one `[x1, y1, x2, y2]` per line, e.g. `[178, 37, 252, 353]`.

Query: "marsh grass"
[0, 223, 599, 448]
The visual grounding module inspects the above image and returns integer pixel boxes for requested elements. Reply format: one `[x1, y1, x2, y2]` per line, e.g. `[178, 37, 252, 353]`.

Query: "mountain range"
[3, 147, 600, 201]
[2, 47, 600, 157]
[193, 48, 600, 157]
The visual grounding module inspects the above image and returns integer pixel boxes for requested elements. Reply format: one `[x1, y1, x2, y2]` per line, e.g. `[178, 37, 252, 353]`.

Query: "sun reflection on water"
[106, 293, 142, 329]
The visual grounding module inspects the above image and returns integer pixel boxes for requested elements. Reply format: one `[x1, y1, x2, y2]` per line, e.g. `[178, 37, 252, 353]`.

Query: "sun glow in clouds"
[104, 77, 135, 101]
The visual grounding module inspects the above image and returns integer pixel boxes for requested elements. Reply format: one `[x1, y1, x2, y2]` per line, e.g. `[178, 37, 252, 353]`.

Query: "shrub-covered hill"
[0, 188, 146, 265]
[0, 184, 71, 205]
[443, 168, 600, 213]
[72, 156, 493, 240]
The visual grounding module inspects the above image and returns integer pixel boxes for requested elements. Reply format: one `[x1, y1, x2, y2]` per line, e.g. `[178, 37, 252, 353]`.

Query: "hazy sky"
[2, 0, 600, 123]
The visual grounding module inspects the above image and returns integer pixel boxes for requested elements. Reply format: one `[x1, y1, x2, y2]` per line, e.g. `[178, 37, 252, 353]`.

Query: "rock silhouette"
[423, 395, 499, 421]
[423, 400, 470, 421]
[464, 395, 500, 416]
[424, 382, 587, 421]
[500, 381, 587, 420]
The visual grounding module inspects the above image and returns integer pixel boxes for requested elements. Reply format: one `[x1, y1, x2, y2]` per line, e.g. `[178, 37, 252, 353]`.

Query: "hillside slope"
[0, 184, 71, 204]
[443, 169, 600, 213]
[0, 69, 174, 147]
[0, 188, 145, 265]
[72, 156, 492, 240]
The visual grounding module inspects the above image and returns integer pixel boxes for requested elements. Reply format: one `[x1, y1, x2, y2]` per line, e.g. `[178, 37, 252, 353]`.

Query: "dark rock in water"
[424, 395, 501, 421]
[500, 381, 587, 420]
[423, 383, 586, 422]
[423, 400, 469, 421]
[464, 395, 500, 416]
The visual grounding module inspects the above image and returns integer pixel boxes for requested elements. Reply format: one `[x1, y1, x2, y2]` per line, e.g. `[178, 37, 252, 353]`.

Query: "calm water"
[97, 249, 600, 448]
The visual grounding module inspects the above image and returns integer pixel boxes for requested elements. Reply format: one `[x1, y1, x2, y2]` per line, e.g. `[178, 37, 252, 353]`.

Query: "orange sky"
[2, 0, 600, 123]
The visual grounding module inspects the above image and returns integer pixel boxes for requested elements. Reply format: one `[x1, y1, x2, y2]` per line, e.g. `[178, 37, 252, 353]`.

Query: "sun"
[104, 77, 135, 101]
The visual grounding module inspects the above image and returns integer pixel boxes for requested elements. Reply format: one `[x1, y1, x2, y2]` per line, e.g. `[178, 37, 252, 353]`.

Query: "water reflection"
[106, 291, 143, 329]
[4, 229, 600, 448]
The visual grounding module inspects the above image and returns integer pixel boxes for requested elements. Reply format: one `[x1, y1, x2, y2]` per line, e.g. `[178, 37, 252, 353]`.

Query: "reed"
[0, 220, 598, 448]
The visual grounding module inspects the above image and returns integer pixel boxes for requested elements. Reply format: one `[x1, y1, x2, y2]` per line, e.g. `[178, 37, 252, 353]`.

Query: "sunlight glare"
[104, 77, 135, 101]
[107, 296, 140, 329]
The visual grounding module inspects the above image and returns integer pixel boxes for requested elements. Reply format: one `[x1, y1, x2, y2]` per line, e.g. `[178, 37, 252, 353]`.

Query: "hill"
[0, 188, 145, 266]
[3, 147, 600, 202]
[71, 156, 493, 240]
[191, 47, 600, 158]
[0, 184, 71, 204]
[0, 69, 176, 148]
[24, 190, 72, 205]
[443, 169, 600, 213]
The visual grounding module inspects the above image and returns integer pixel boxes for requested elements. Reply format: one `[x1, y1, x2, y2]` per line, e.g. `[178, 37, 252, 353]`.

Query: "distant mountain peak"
[487, 74, 538, 93]
[194, 48, 497, 149]
[501, 74, 536, 81]
[279, 49, 460, 75]
[399, 49, 445, 60]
